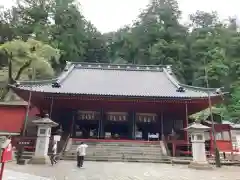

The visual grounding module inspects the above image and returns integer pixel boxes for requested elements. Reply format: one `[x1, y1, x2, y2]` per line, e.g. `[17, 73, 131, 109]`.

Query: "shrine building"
[10, 62, 224, 142]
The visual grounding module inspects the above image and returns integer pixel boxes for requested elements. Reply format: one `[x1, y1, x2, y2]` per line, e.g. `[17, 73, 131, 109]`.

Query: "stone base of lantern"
[188, 161, 213, 170]
[28, 156, 50, 165]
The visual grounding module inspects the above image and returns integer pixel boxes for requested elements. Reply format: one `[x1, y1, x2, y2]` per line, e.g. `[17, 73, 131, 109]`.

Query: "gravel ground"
[4, 160, 240, 180]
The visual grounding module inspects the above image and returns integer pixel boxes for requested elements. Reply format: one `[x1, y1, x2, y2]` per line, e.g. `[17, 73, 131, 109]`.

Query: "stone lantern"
[28, 114, 58, 164]
[184, 122, 212, 170]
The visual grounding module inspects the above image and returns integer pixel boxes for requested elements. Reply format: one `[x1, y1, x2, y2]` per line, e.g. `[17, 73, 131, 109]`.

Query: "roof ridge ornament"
[15, 82, 20, 87]
[176, 86, 185, 92]
[56, 63, 76, 86]
[163, 66, 185, 93]
[64, 61, 72, 71]
[166, 65, 173, 75]
[52, 81, 61, 88]
[215, 88, 223, 94]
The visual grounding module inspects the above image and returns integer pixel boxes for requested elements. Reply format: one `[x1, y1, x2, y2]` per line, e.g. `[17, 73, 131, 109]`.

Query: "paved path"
[5, 161, 240, 180]
[3, 170, 50, 180]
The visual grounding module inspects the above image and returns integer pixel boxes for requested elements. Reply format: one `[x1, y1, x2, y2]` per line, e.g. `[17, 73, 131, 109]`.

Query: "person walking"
[50, 141, 57, 165]
[76, 142, 88, 168]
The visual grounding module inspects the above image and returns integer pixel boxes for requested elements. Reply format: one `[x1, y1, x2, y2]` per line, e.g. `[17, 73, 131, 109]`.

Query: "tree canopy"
[1, 0, 240, 122]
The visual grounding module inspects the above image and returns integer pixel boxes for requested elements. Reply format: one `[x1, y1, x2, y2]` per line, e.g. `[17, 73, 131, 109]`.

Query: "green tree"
[0, 39, 60, 99]
[1, 0, 240, 121]
[0, 39, 59, 80]
[13, 0, 53, 41]
[50, 0, 87, 62]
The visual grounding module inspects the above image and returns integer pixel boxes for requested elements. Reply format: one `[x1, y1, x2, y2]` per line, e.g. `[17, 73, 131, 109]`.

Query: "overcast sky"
[1, 0, 240, 33]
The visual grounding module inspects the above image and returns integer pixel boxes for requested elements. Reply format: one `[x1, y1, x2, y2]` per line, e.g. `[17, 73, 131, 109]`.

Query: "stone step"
[72, 146, 161, 150]
[72, 143, 160, 147]
[65, 141, 166, 163]
[69, 150, 161, 153]
[90, 143, 160, 146]
[67, 152, 162, 156]
[72, 144, 161, 147]
[63, 153, 163, 158]
[61, 156, 166, 163]
[69, 146, 161, 151]
[69, 147, 161, 152]
[68, 150, 161, 154]
[63, 157, 164, 162]
[65, 153, 162, 158]
[63, 154, 164, 159]
[14, 151, 60, 160]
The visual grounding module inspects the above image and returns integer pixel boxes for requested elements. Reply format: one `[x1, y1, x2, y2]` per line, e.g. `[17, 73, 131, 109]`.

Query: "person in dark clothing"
[50, 141, 57, 165]
[77, 155, 84, 167]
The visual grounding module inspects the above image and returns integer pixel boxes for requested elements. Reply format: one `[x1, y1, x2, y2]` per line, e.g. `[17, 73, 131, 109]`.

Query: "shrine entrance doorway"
[75, 111, 100, 138]
[104, 112, 129, 139]
[135, 113, 159, 141]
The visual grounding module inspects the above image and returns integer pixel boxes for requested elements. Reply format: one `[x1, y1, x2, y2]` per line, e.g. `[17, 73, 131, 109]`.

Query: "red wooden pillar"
[209, 129, 213, 155]
[228, 127, 234, 160]
[49, 97, 54, 118]
[185, 103, 189, 142]
[160, 112, 164, 140]
[70, 111, 75, 137]
[0, 162, 5, 180]
[172, 140, 176, 157]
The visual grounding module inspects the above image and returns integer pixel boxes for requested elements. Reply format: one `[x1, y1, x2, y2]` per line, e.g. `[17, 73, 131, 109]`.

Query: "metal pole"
[0, 162, 5, 180]
[204, 59, 221, 167]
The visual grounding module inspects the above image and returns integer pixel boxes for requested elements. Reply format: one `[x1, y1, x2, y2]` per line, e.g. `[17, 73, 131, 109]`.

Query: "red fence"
[210, 140, 233, 153]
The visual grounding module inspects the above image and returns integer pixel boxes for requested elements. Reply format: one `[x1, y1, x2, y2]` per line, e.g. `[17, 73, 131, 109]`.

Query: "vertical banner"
[1, 143, 13, 163]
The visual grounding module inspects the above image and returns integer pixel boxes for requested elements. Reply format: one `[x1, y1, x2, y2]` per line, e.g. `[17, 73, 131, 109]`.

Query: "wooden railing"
[59, 133, 70, 157]
[161, 137, 171, 157]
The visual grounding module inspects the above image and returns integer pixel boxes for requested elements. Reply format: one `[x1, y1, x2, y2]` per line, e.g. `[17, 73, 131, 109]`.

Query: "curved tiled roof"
[10, 62, 222, 99]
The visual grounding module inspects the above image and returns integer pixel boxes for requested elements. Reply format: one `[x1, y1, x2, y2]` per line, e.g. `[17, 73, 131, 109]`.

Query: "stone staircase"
[15, 151, 34, 161]
[62, 140, 170, 163]
[14, 151, 61, 163]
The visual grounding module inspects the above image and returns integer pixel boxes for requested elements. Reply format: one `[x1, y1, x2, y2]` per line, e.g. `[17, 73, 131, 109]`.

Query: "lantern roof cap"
[184, 122, 210, 132]
[32, 114, 58, 127]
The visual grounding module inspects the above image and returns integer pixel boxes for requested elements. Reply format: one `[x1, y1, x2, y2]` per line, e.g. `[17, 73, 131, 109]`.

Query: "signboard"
[106, 112, 128, 121]
[18, 139, 35, 150]
[77, 111, 99, 120]
[1, 143, 12, 163]
[53, 135, 61, 142]
[136, 113, 157, 123]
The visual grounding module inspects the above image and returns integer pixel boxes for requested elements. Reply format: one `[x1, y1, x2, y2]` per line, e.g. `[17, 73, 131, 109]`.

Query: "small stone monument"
[28, 114, 58, 164]
[184, 122, 212, 170]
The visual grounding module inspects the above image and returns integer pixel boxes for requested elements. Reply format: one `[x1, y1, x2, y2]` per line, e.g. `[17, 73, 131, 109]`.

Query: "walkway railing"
[59, 133, 70, 157]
